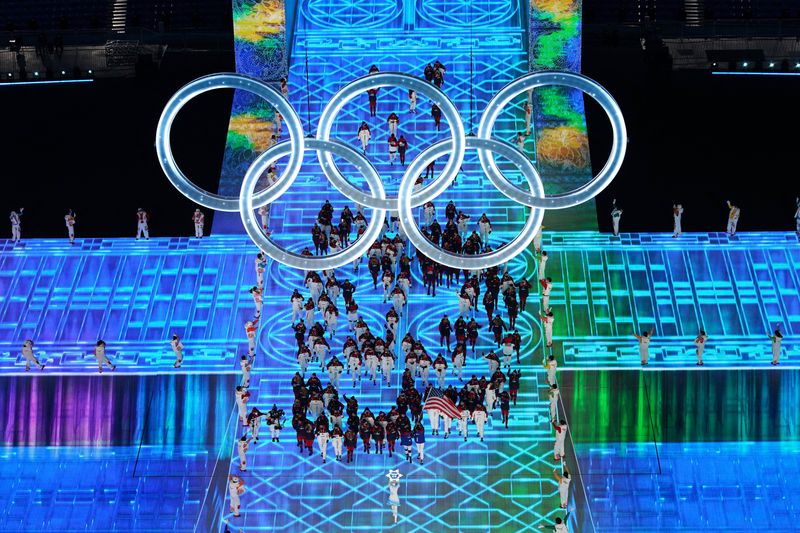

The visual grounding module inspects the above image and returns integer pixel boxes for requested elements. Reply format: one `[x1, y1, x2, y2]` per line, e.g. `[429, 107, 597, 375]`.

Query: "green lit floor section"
[535, 232, 800, 367]
[560, 369, 800, 531]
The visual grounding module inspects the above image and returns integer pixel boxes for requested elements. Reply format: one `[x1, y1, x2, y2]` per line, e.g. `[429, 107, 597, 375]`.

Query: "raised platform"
[1, 231, 799, 531]
[1, 231, 797, 376]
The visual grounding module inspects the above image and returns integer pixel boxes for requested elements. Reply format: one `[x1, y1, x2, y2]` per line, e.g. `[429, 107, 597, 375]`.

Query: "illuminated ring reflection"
[316, 72, 466, 210]
[397, 137, 545, 270]
[477, 71, 627, 209]
[155, 73, 304, 211]
[240, 138, 386, 270]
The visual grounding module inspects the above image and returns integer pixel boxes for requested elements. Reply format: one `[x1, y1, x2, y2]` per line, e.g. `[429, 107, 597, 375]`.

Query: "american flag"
[423, 388, 461, 419]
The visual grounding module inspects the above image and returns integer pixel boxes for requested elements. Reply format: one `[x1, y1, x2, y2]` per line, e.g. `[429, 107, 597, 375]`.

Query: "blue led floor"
[576, 441, 800, 532]
[2, 232, 796, 375]
[220, 249, 569, 531]
[0, 373, 237, 531]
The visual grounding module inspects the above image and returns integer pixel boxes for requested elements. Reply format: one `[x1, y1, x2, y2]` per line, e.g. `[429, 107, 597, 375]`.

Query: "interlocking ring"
[477, 71, 627, 209]
[157, 70, 627, 271]
[240, 138, 386, 270]
[155, 73, 305, 211]
[397, 137, 545, 269]
[317, 72, 466, 210]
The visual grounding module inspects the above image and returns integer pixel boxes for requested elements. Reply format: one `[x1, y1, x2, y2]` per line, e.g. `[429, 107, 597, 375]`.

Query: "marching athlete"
[397, 135, 409, 166]
[358, 122, 371, 152]
[414, 423, 426, 464]
[247, 407, 264, 442]
[316, 421, 330, 463]
[478, 213, 492, 249]
[387, 112, 399, 136]
[472, 403, 488, 441]
[431, 103, 442, 131]
[331, 425, 344, 461]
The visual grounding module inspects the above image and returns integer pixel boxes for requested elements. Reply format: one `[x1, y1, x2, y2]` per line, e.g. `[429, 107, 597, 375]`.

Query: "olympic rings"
[157, 70, 627, 271]
[240, 138, 387, 270]
[478, 71, 627, 209]
[155, 73, 305, 211]
[317, 72, 466, 210]
[397, 137, 545, 269]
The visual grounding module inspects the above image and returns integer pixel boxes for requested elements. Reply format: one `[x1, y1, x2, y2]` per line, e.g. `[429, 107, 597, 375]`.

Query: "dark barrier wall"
[0, 50, 234, 239]
[583, 32, 800, 233]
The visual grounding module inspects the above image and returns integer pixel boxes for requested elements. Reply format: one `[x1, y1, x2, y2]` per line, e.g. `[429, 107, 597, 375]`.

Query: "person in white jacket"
[634, 327, 655, 365]
[10, 208, 23, 243]
[794, 197, 800, 236]
[672, 204, 683, 237]
[357, 122, 371, 153]
[21, 339, 45, 371]
[93, 340, 115, 373]
[553, 466, 571, 509]
[770, 327, 783, 365]
[192, 209, 204, 238]
[472, 404, 488, 441]
[693, 330, 708, 366]
[726, 200, 740, 235]
[228, 474, 245, 518]
[170, 334, 184, 368]
[611, 200, 622, 236]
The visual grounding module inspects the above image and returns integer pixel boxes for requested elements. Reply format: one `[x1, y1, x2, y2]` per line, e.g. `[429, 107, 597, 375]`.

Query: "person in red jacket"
[431, 103, 442, 131]
[397, 135, 409, 166]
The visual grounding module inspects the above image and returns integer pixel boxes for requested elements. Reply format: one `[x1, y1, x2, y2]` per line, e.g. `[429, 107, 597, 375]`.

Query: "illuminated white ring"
[477, 71, 626, 209]
[316, 72, 466, 210]
[240, 138, 387, 270]
[155, 73, 304, 211]
[397, 137, 545, 270]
